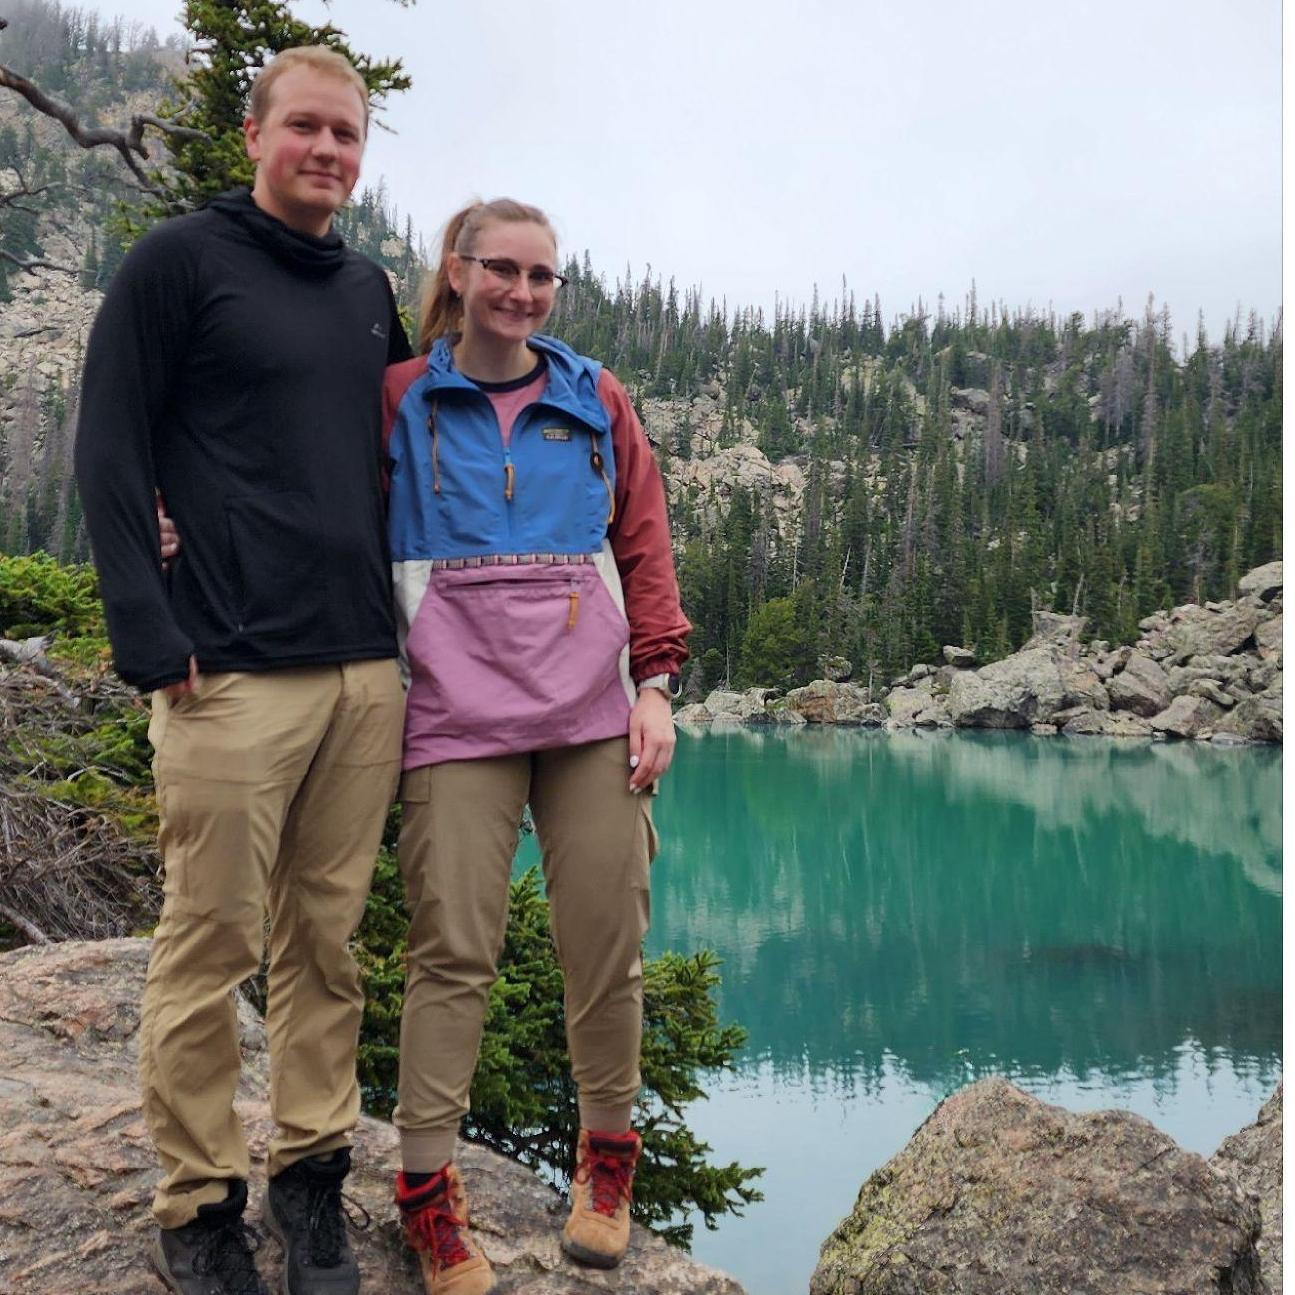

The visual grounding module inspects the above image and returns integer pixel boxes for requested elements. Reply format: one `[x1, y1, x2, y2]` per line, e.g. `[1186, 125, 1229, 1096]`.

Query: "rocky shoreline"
[0, 941, 1280, 1294]
[677, 561, 1282, 744]
[811, 1078, 1282, 1295]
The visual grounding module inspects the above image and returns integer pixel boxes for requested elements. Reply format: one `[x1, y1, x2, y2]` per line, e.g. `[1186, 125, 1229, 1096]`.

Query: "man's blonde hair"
[248, 46, 369, 130]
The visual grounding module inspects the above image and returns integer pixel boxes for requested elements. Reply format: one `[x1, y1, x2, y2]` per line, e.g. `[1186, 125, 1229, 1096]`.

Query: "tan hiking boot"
[395, 1166, 495, 1295]
[560, 1128, 641, 1269]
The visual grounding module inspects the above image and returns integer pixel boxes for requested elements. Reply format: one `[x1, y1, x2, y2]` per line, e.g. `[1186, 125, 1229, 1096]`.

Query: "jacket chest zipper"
[426, 395, 604, 540]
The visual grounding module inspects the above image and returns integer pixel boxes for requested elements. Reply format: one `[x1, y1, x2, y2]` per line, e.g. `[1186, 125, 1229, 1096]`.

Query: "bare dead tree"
[0, 160, 79, 270]
[0, 163, 62, 211]
[984, 362, 1005, 488]
[0, 16, 206, 199]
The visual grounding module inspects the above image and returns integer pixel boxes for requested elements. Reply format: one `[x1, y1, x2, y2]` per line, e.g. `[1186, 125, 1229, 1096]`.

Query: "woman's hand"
[158, 498, 179, 566]
[628, 687, 676, 792]
[162, 654, 199, 702]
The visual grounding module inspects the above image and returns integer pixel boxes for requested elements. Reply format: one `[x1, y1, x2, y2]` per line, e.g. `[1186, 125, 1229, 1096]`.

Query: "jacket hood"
[206, 188, 348, 276]
[422, 334, 608, 432]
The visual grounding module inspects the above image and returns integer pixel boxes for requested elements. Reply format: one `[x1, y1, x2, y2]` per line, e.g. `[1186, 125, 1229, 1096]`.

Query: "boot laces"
[277, 1167, 367, 1268]
[576, 1148, 635, 1217]
[302, 1174, 351, 1267]
[405, 1192, 472, 1269]
[191, 1218, 266, 1295]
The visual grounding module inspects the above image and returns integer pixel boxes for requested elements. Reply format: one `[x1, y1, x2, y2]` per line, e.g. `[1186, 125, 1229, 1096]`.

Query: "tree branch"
[0, 639, 82, 707]
[0, 42, 207, 198]
[130, 111, 207, 148]
[0, 900, 50, 945]
[0, 163, 65, 211]
[0, 247, 77, 275]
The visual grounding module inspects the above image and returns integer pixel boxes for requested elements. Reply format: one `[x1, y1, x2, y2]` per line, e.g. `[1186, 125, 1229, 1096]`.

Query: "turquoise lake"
[521, 727, 1283, 1294]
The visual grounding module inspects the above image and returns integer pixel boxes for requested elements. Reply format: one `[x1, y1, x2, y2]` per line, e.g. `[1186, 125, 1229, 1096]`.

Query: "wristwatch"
[637, 672, 682, 699]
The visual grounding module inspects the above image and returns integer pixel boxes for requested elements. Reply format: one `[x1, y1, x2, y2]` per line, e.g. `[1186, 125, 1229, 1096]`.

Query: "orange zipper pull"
[567, 589, 580, 630]
[504, 461, 515, 502]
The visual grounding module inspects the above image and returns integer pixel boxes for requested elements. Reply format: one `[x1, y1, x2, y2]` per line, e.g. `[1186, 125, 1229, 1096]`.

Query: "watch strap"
[637, 672, 681, 699]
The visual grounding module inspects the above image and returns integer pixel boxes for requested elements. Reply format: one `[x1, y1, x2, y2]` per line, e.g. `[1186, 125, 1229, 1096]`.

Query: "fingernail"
[629, 755, 640, 768]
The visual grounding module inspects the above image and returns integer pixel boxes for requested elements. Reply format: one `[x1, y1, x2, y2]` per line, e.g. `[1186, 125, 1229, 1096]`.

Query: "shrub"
[0, 553, 104, 640]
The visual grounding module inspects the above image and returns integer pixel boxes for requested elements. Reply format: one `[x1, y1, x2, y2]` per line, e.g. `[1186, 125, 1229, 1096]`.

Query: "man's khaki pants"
[140, 660, 403, 1228]
[394, 737, 656, 1173]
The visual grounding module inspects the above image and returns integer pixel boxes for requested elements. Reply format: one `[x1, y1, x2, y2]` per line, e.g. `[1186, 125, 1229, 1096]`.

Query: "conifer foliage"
[548, 274, 1281, 684]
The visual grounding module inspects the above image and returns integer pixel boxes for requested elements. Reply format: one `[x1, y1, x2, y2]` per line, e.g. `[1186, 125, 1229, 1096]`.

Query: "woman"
[382, 198, 690, 1294]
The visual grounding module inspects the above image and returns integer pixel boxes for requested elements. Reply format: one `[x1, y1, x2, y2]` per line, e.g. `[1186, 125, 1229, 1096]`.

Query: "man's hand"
[162, 654, 199, 703]
[628, 686, 676, 793]
[157, 499, 179, 567]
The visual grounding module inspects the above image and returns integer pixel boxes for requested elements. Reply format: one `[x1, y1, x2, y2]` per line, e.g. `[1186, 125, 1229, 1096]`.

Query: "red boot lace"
[575, 1145, 636, 1217]
[403, 1190, 471, 1268]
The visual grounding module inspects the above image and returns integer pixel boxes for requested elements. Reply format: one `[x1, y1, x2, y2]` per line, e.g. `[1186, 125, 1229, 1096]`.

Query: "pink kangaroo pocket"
[404, 563, 629, 750]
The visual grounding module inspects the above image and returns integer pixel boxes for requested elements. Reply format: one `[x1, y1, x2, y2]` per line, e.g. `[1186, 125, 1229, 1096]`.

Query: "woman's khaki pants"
[141, 661, 404, 1228]
[393, 737, 656, 1172]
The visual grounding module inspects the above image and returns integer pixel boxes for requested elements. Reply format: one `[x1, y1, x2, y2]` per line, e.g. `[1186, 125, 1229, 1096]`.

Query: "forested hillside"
[547, 271, 1281, 690]
[0, 0, 180, 293]
[0, 0, 1282, 689]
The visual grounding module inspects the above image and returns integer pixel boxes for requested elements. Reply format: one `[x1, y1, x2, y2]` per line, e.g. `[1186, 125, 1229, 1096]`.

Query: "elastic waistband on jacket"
[419, 552, 597, 571]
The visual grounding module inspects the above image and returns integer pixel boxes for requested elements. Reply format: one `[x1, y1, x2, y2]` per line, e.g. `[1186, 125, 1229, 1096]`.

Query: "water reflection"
[649, 729, 1282, 1090]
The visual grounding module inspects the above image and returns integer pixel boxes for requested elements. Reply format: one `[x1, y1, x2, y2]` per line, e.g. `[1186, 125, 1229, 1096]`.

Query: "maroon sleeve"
[599, 369, 691, 681]
[382, 355, 425, 495]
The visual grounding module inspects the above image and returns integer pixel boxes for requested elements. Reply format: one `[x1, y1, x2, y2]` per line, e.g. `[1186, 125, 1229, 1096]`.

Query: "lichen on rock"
[809, 1078, 1271, 1295]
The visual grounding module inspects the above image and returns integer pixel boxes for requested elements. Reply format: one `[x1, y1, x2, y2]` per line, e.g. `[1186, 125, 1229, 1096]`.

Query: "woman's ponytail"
[417, 203, 480, 353]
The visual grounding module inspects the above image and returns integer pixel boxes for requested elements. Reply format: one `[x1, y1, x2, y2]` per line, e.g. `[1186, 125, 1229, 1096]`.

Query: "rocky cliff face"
[0, 93, 109, 556]
[0, 939, 744, 1295]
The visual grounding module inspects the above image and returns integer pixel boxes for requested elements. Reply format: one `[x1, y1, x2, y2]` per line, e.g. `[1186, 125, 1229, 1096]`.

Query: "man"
[75, 46, 411, 1295]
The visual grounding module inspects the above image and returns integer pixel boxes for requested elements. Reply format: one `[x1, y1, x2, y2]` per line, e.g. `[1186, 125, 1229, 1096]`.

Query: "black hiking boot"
[153, 1179, 269, 1295]
[263, 1148, 360, 1294]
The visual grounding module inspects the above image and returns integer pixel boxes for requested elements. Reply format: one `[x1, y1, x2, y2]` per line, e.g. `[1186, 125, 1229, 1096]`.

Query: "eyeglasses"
[458, 255, 568, 290]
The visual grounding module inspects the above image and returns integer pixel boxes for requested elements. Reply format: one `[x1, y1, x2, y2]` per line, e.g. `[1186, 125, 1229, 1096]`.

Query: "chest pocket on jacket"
[510, 420, 613, 551]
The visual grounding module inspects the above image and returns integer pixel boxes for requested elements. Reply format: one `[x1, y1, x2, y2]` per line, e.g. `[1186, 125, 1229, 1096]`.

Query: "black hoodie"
[75, 190, 412, 690]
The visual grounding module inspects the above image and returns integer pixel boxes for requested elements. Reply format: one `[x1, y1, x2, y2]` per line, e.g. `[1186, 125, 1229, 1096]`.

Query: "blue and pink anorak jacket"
[383, 335, 690, 769]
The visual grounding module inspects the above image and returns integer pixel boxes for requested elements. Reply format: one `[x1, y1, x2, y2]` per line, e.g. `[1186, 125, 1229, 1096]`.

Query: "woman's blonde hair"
[248, 46, 369, 131]
[417, 198, 556, 353]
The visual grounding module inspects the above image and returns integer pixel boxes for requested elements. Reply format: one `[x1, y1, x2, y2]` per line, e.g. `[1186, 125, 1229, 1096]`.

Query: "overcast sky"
[38, 0, 1286, 342]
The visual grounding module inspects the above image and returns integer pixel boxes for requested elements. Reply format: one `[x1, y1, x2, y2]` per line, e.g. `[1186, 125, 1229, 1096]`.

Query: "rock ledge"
[0, 939, 744, 1295]
[810, 1077, 1277, 1295]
